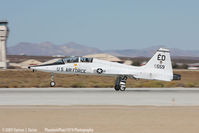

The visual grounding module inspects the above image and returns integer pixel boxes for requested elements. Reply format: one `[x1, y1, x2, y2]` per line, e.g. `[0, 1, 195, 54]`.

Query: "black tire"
[50, 81, 56, 87]
[114, 85, 120, 91]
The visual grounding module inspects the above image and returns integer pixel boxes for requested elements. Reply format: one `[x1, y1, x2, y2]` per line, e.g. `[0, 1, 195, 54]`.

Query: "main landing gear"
[114, 76, 127, 91]
[50, 72, 56, 87]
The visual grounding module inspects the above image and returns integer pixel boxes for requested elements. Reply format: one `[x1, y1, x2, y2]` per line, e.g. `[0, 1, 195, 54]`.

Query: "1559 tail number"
[154, 64, 165, 69]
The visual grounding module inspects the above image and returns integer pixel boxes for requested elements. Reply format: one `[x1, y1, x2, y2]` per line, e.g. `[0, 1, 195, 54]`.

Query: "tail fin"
[142, 48, 173, 81]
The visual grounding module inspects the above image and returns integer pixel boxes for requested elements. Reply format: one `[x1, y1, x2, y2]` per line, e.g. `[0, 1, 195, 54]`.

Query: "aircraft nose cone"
[28, 66, 31, 69]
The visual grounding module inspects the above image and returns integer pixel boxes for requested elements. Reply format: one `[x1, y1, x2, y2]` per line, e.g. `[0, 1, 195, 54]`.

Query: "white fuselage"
[30, 58, 173, 81]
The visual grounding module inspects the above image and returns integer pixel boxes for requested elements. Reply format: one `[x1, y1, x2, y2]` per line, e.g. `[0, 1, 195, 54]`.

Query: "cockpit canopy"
[55, 56, 93, 64]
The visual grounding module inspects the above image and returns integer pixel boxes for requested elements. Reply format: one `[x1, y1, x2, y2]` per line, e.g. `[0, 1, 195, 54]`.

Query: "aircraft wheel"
[114, 85, 120, 91]
[50, 81, 56, 87]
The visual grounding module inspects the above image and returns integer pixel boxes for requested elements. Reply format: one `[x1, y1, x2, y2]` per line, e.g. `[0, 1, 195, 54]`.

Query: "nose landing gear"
[115, 76, 127, 91]
[50, 73, 56, 87]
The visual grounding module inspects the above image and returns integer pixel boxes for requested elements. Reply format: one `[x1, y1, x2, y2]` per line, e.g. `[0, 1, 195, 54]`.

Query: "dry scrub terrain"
[0, 70, 198, 88]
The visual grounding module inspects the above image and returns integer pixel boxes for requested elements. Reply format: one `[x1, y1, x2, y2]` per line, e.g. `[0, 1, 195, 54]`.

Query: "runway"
[0, 88, 199, 106]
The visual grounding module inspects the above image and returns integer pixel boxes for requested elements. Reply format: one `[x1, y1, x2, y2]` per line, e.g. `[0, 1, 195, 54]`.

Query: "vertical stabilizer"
[142, 48, 173, 81]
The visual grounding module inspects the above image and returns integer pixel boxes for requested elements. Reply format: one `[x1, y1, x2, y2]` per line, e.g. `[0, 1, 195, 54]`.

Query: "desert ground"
[0, 106, 199, 133]
[0, 69, 198, 88]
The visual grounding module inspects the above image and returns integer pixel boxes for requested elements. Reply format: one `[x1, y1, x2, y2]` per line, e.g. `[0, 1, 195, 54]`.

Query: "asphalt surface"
[0, 88, 199, 106]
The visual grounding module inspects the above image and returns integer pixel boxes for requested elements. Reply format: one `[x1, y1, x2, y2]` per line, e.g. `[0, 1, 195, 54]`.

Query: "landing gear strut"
[50, 73, 56, 87]
[114, 76, 127, 91]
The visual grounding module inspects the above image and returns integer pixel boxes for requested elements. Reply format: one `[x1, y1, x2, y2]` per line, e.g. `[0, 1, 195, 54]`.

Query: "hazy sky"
[0, 0, 199, 50]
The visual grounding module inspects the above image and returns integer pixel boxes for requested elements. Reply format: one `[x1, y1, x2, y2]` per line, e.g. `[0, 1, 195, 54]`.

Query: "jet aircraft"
[28, 48, 181, 91]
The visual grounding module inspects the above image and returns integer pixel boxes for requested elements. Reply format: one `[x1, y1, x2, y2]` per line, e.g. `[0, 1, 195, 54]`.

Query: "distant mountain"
[8, 42, 102, 56]
[7, 42, 199, 57]
[106, 45, 199, 57]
